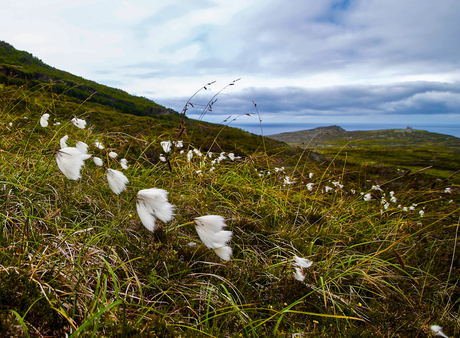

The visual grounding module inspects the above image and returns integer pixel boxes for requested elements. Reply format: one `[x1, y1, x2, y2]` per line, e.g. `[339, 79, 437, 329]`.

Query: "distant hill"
[267, 125, 460, 150]
[0, 41, 175, 118]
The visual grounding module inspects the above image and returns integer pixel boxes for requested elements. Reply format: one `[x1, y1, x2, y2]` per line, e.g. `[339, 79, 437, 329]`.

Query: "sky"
[2, 0, 460, 134]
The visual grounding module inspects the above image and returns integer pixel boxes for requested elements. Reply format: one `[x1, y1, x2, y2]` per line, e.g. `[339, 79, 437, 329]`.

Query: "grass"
[1, 83, 459, 337]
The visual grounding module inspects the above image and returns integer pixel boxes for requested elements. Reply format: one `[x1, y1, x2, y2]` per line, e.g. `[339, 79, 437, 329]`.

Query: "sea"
[226, 123, 460, 138]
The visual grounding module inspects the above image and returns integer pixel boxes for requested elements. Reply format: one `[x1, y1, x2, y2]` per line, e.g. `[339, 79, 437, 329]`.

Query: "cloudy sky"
[2, 0, 460, 134]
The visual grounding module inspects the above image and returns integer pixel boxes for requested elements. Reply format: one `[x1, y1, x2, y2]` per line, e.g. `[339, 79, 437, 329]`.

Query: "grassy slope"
[0, 41, 175, 118]
[268, 126, 460, 184]
[1, 83, 459, 337]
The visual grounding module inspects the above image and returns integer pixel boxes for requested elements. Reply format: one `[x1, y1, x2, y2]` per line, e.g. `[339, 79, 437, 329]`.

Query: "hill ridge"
[0, 41, 175, 118]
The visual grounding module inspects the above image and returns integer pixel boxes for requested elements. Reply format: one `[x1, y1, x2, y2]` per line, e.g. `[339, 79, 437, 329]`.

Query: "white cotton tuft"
[60, 135, 69, 149]
[363, 193, 372, 202]
[135, 188, 175, 232]
[213, 246, 232, 261]
[194, 215, 233, 261]
[94, 141, 104, 149]
[106, 169, 129, 195]
[109, 151, 118, 158]
[76, 141, 89, 154]
[173, 140, 183, 148]
[160, 141, 171, 153]
[228, 153, 235, 161]
[294, 267, 305, 282]
[293, 255, 313, 268]
[136, 202, 156, 232]
[120, 158, 128, 170]
[40, 113, 50, 127]
[187, 150, 193, 162]
[195, 215, 227, 236]
[55, 147, 91, 180]
[93, 157, 103, 166]
[430, 325, 449, 338]
[71, 117, 86, 129]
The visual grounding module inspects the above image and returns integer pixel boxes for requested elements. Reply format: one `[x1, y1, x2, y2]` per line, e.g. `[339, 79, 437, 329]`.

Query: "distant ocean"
[226, 123, 460, 138]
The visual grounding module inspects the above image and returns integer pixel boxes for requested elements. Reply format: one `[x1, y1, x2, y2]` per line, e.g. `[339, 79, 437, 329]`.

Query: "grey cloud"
[157, 81, 460, 117]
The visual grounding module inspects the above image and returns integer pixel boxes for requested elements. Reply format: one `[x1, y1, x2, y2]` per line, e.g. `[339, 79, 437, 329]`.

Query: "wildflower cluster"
[41, 114, 235, 261]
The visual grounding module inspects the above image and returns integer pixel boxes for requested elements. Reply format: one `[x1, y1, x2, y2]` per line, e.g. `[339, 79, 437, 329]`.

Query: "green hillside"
[268, 126, 460, 183]
[0, 41, 175, 118]
[1, 43, 459, 337]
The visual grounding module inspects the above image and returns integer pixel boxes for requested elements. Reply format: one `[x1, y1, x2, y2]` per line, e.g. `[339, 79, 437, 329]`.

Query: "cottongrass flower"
[430, 325, 448, 338]
[173, 140, 183, 148]
[419, 210, 425, 217]
[106, 168, 129, 195]
[294, 267, 305, 282]
[194, 215, 233, 261]
[228, 152, 235, 161]
[292, 255, 312, 282]
[56, 147, 91, 180]
[306, 183, 315, 191]
[159, 155, 166, 162]
[94, 141, 104, 149]
[71, 117, 86, 129]
[109, 151, 118, 158]
[60, 135, 69, 149]
[187, 150, 193, 162]
[363, 193, 372, 202]
[284, 176, 294, 185]
[93, 157, 103, 166]
[136, 188, 175, 232]
[76, 141, 89, 154]
[40, 113, 50, 127]
[217, 152, 227, 163]
[120, 158, 128, 170]
[293, 255, 313, 268]
[160, 141, 171, 153]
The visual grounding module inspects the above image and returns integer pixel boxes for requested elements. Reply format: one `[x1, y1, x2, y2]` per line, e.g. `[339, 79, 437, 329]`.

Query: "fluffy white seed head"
[294, 267, 305, 282]
[293, 255, 313, 268]
[71, 117, 86, 129]
[55, 147, 91, 180]
[160, 141, 171, 153]
[194, 215, 233, 260]
[94, 141, 104, 149]
[187, 150, 193, 162]
[60, 135, 69, 149]
[40, 113, 50, 127]
[93, 157, 103, 166]
[136, 188, 175, 232]
[173, 140, 183, 148]
[109, 151, 118, 158]
[120, 158, 128, 170]
[106, 169, 129, 195]
[76, 141, 89, 154]
[213, 246, 232, 261]
[430, 325, 448, 338]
